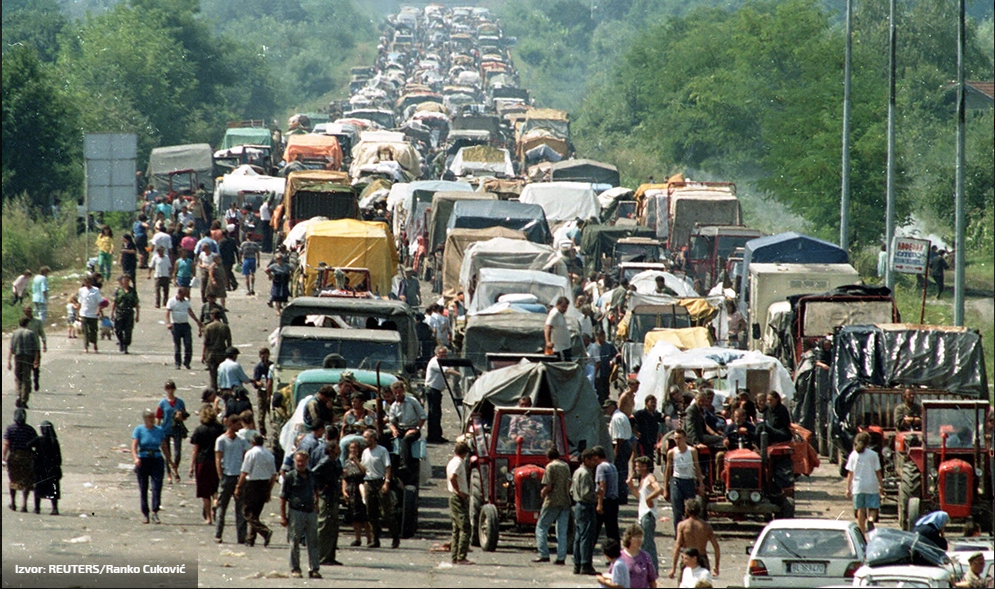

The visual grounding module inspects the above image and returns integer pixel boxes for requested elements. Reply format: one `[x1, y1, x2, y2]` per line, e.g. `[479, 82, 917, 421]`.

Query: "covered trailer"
[295, 218, 398, 297]
[462, 314, 585, 374]
[446, 200, 552, 245]
[549, 159, 620, 187]
[459, 238, 565, 299]
[466, 268, 572, 315]
[441, 228, 528, 300]
[579, 224, 656, 274]
[428, 191, 498, 252]
[148, 143, 214, 193]
[518, 181, 600, 225]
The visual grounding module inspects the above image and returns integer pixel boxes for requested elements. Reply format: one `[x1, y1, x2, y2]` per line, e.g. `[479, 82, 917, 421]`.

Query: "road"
[1, 265, 859, 587]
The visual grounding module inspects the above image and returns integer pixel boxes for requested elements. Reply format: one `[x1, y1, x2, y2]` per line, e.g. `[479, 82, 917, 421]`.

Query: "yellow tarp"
[678, 297, 719, 323]
[415, 102, 447, 114]
[644, 327, 713, 354]
[299, 219, 399, 296]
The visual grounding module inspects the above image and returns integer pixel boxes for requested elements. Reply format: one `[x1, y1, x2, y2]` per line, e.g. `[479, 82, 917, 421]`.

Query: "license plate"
[790, 562, 826, 575]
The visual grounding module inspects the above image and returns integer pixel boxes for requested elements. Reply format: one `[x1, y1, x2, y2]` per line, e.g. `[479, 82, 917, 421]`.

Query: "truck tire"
[401, 484, 418, 539]
[480, 504, 499, 552]
[898, 458, 922, 530]
[906, 497, 921, 531]
[469, 471, 482, 547]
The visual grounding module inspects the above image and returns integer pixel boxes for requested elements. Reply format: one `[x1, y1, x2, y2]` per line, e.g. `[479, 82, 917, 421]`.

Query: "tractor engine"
[723, 448, 763, 505]
[937, 459, 974, 519]
[513, 464, 545, 525]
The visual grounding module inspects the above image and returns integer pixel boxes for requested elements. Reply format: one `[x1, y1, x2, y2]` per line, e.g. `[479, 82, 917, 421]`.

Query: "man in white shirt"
[235, 434, 277, 547]
[544, 296, 572, 360]
[148, 245, 172, 308]
[361, 429, 400, 548]
[165, 286, 202, 370]
[605, 399, 634, 504]
[149, 224, 173, 254]
[446, 441, 473, 565]
[77, 275, 103, 353]
[259, 199, 273, 253]
[424, 346, 459, 444]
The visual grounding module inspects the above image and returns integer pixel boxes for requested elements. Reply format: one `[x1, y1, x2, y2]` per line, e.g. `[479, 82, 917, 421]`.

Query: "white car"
[743, 519, 866, 587]
[852, 564, 953, 587]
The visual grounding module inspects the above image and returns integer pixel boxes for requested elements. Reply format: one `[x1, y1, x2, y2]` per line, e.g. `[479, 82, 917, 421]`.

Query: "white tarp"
[459, 238, 565, 293]
[282, 217, 329, 250]
[630, 270, 698, 298]
[213, 165, 285, 203]
[518, 181, 600, 223]
[635, 345, 795, 410]
[598, 186, 634, 209]
[467, 268, 572, 315]
[449, 147, 514, 177]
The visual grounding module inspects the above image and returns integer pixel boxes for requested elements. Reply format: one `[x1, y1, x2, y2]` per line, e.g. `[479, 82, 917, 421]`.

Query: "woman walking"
[96, 225, 115, 279]
[206, 254, 228, 310]
[120, 233, 138, 284]
[342, 440, 370, 547]
[112, 274, 140, 354]
[189, 404, 224, 524]
[2, 408, 37, 512]
[31, 420, 62, 515]
[174, 249, 195, 289]
[131, 409, 166, 524]
[134, 214, 150, 269]
[628, 456, 663, 575]
[77, 276, 103, 353]
[156, 380, 187, 484]
[265, 253, 291, 313]
[619, 524, 658, 589]
[845, 431, 883, 535]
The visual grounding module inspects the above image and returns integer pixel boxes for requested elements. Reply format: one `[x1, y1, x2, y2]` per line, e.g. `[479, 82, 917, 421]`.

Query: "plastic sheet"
[864, 527, 950, 568]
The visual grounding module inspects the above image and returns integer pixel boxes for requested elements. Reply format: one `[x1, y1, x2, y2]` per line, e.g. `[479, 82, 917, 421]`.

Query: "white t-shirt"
[150, 251, 172, 278]
[259, 201, 271, 222]
[165, 296, 192, 324]
[150, 231, 172, 253]
[77, 286, 102, 319]
[545, 308, 571, 352]
[609, 409, 632, 441]
[679, 565, 712, 588]
[424, 356, 447, 391]
[586, 342, 601, 367]
[240, 444, 277, 481]
[361, 444, 391, 480]
[446, 455, 467, 495]
[846, 448, 881, 494]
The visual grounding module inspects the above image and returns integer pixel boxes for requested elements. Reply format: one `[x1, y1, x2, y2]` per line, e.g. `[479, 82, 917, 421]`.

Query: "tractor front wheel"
[480, 504, 500, 552]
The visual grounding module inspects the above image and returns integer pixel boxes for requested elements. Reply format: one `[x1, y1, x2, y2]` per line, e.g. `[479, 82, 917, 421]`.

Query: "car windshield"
[495, 413, 559, 455]
[716, 235, 755, 260]
[278, 337, 401, 373]
[758, 529, 857, 559]
[925, 407, 982, 449]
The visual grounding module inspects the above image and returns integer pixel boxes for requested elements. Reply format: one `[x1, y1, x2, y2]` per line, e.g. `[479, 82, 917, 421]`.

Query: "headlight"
[976, 467, 984, 477]
[727, 490, 740, 502]
[506, 473, 514, 482]
[929, 469, 938, 479]
[750, 491, 762, 503]
[881, 447, 893, 460]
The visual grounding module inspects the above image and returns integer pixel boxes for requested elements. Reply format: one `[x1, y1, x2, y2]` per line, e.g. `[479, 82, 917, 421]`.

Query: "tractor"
[896, 400, 993, 533]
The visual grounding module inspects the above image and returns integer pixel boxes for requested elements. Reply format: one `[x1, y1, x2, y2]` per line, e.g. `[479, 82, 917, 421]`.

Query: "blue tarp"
[447, 200, 552, 245]
[738, 232, 850, 313]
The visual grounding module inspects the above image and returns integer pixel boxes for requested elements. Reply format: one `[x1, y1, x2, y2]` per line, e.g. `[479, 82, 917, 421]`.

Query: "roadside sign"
[891, 236, 930, 275]
[84, 133, 137, 213]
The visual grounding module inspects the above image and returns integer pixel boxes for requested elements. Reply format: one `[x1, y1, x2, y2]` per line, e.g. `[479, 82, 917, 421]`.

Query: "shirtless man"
[618, 377, 638, 418]
[669, 497, 720, 580]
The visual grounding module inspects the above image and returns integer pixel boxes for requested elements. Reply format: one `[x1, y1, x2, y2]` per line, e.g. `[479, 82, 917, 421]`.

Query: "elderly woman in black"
[2, 408, 37, 512]
[112, 274, 140, 354]
[31, 421, 62, 515]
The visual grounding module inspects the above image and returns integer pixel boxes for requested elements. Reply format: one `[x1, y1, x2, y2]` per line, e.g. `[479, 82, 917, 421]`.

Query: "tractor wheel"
[898, 459, 922, 530]
[401, 485, 418, 539]
[837, 447, 848, 478]
[906, 497, 921, 531]
[778, 497, 796, 519]
[480, 504, 500, 552]
[829, 443, 839, 464]
[469, 471, 482, 548]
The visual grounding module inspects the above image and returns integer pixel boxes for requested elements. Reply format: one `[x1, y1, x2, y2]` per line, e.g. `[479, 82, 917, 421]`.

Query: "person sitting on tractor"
[387, 380, 426, 481]
[757, 391, 792, 445]
[894, 388, 922, 432]
[714, 408, 756, 479]
[684, 391, 724, 452]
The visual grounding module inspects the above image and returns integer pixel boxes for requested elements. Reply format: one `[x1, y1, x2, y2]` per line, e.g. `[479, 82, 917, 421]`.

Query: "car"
[852, 564, 954, 587]
[743, 519, 865, 587]
[947, 548, 994, 588]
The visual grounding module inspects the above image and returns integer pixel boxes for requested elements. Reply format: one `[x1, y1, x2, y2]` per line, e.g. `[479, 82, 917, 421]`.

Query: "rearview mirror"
[752, 323, 761, 340]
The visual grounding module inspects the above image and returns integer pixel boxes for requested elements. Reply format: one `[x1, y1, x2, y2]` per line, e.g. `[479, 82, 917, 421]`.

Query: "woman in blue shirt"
[131, 409, 166, 524]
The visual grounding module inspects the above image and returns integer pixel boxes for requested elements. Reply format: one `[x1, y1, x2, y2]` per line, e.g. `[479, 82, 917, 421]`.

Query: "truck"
[273, 170, 357, 244]
[687, 225, 765, 291]
[636, 181, 742, 251]
[147, 143, 214, 194]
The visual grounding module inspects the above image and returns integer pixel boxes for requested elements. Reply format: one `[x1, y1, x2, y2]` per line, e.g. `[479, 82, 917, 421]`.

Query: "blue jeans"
[670, 478, 698, 536]
[640, 511, 659, 575]
[572, 502, 595, 569]
[536, 504, 570, 561]
[136, 455, 165, 517]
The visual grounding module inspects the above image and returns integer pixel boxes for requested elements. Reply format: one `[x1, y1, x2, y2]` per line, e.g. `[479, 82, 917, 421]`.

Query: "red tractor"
[466, 407, 574, 551]
[896, 400, 993, 533]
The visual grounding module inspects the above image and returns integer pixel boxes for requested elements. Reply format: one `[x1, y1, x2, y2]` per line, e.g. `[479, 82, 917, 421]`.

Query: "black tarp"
[446, 200, 552, 245]
[549, 159, 620, 187]
[830, 324, 989, 449]
[864, 527, 950, 568]
[579, 224, 656, 274]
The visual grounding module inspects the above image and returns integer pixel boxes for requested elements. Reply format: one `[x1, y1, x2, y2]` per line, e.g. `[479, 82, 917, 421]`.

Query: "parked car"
[852, 564, 953, 587]
[743, 519, 865, 587]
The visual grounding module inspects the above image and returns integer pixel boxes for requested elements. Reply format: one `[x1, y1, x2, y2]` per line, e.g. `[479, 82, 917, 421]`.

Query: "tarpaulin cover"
[635, 346, 795, 410]
[467, 268, 571, 315]
[549, 159, 620, 187]
[830, 324, 988, 445]
[864, 527, 950, 568]
[350, 135, 422, 181]
[481, 177, 525, 199]
[644, 327, 713, 354]
[388, 180, 472, 239]
[298, 219, 399, 296]
[222, 127, 274, 150]
[740, 232, 850, 304]
[459, 238, 566, 296]
[442, 228, 528, 300]
[148, 143, 214, 192]
[629, 270, 699, 298]
[579, 224, 656, 273]
[428, 191, 497, 251]
[449, 146, 514, 177]
[213, 165, 285, 212]
[283, 134, 342, 168]
[462, 361, 610, 458]
[518, 182, 600, 223]
[447, 200, 552, 245]
[668, 187, 741, 250]
[462, 313, 584, 372]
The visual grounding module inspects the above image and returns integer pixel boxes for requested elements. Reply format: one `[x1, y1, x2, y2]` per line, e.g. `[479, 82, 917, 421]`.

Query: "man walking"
[217, 347, 254, 399]
[544, 296, 572, 360]
[593, 445, 621, 543]
[31, 266, 50, 322]
[312, 435, 343, 566]
[201, 309, 231, 389]
[361, 429, 400, 548]
[606, 399, 633, 503]
[23, 306, 46, 394]
[423, 347, 458, 443]
[280, 451, 322, 578]
[571, 448, 598, 575]
[446, 441, 473, 565]
[7, 317, 41, 409]
[668, 497, 720, 581]
[165, 287, 202, 370]
[235, 434, 276, 547]
[663, 428, 704, 535]
[534, 446, 570, 565]
[215, 415, 249, 544]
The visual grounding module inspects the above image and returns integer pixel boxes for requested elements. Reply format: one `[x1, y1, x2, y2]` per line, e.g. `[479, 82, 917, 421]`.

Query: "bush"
[1, 195, 84, 280]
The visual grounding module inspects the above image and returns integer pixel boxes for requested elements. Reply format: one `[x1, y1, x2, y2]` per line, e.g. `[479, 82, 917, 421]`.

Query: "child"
[597, 539, 630, 588]
[98, 298, 113, 340]
[66, 296, 80, 339]
[845, 431, 883, 535]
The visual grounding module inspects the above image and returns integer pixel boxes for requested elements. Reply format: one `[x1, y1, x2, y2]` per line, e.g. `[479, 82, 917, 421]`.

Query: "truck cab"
[688, 225, 764, 290]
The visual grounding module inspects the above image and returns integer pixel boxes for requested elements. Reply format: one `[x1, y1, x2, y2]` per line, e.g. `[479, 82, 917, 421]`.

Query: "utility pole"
[953, 0, 966, 325]
[884, 0, 897, 290]
[840, 0, 854, 251]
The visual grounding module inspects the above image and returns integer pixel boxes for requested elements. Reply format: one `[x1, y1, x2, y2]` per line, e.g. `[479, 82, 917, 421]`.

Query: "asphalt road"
[1, 266, 859, 588]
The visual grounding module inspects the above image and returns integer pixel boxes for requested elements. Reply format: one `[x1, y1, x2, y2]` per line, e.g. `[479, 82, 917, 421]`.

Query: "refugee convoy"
[147, 2, 992, 560]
